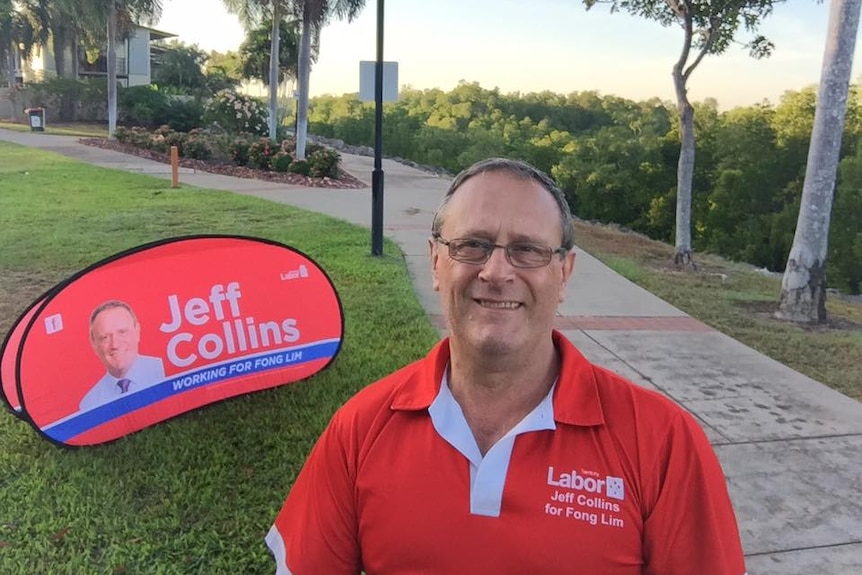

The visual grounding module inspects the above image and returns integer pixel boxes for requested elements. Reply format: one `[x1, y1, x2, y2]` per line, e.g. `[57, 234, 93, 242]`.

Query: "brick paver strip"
[430, 314, 712, 332]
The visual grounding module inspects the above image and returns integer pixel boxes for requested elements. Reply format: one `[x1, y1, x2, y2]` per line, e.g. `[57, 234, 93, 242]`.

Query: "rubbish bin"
[25, 107, 45, 132]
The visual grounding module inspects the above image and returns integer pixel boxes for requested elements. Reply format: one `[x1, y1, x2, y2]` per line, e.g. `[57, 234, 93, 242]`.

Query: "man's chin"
[456, 327, 521, 357]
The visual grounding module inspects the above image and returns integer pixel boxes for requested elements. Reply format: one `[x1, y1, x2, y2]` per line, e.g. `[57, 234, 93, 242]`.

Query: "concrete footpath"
[2, 130, 861, 573]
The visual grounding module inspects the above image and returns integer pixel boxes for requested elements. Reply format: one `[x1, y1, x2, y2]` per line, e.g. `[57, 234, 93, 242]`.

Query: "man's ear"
[430, 238, 441, 292]
[558, 251, 576, 303]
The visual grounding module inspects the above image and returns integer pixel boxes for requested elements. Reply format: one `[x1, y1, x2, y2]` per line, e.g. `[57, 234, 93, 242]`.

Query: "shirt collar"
[390, 331, 605, 427]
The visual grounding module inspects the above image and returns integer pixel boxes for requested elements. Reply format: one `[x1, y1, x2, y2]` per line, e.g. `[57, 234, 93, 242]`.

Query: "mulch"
[78, 137, 369, 189]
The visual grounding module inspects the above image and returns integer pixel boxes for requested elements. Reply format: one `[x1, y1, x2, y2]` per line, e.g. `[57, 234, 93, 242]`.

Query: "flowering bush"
[247, 137, 275, 170]
[112, 125, 340, 179]
[228, 137, 251, 166]
[115, 126, 153, 149]
[183, 130, 214, 161]
[157, 125, 187, 153]
[271, 151, 293, 173]
[308, 148, 341, 178]
[288, 159, 311, 176]
[204, 90, 269, 137]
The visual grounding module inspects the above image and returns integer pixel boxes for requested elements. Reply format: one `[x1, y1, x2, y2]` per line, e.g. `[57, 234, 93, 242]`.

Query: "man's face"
[430, 170, 575, 358]
[90, 307, 141, 378]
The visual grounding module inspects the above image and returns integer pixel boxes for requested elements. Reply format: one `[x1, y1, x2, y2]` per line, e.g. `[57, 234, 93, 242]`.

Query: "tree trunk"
[776, 0, 861, 323]
[295, 12, 313, 159]
[107, 2, 118, 137]
[268, 5, 280, 141]
[6, 48, 17, 120]
[5, 47, 15, 86]
[52, 25, 67, 78]
[70, 30, 79, 121]
[673, 66, 695, 267]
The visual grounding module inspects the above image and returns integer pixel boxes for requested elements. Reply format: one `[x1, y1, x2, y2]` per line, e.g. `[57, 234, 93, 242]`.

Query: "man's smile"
[475, 299, 522, 310]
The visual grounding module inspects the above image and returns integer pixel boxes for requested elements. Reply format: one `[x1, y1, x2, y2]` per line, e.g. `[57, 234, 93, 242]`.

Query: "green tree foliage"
[205, 50, 243, 93]
[829, 144, 862, 294]
[582, 0, 781, 266]
[152, 40, 208, 94]
[238, 18, 301, 86]
[309, 81, 862, 293]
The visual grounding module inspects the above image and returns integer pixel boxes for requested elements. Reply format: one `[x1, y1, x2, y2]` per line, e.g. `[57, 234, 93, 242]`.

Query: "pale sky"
[155, 0, 861, 110]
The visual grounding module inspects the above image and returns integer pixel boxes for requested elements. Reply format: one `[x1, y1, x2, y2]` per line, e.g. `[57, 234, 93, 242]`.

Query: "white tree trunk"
[6, 47, 15, 86]
[673, 69, 695, 267]
[268, 5, 280, 140]
[295, 13, 312, 159]
[777, 0, 862, 323]
[107, 2, 118, 138]
[6, 49, 17, 120]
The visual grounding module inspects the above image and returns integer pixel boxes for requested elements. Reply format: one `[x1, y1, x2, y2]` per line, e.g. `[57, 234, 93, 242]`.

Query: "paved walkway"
[2, 130, 861, 574]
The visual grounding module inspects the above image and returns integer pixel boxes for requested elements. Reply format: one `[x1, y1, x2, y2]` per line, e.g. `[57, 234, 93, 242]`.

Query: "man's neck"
[447, 338, 559, 455]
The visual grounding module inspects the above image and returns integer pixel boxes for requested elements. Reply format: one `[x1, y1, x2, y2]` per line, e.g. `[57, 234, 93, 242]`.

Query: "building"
[18, 25, 175, 87]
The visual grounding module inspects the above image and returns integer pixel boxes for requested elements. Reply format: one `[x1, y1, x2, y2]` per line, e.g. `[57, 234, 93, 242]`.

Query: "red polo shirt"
[266, 332, 747, 575]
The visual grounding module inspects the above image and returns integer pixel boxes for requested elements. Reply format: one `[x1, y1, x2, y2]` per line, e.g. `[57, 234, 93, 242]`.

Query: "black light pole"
[371, 0, 385, 256]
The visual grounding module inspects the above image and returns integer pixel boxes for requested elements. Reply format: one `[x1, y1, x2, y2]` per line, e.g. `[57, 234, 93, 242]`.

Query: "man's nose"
[478, 245, 515, 281]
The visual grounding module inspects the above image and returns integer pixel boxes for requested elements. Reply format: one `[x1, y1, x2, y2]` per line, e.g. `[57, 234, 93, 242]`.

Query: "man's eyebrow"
[459, 230, 550, 244]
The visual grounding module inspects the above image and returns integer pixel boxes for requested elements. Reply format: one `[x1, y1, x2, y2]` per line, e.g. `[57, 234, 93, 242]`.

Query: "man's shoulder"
[137, 355, 164, 366]
[339, 356, 428, 418]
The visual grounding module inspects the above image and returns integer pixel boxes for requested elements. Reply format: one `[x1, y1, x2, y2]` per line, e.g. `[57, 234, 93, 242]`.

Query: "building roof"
[137, 25, 177, 41]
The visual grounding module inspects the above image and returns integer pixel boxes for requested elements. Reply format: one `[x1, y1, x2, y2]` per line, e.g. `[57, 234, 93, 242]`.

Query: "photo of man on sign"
[79, 300, 165, 412]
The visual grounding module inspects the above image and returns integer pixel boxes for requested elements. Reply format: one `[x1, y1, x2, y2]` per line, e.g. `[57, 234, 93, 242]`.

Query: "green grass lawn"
[0, 119, 108, 138]
[0, 142, 439, 574]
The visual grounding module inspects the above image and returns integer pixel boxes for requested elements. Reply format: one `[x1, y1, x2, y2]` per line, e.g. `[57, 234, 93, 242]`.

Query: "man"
[266, 158, 747, 574]
[79, 300, 165, 412]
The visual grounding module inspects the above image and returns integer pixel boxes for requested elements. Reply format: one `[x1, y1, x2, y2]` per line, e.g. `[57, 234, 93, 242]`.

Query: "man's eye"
[511, 244, 544, 254]
[458, 239, 490, 250]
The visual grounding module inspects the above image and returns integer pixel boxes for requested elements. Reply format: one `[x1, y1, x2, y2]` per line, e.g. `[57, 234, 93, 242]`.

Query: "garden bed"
[79, 136, 368, 190]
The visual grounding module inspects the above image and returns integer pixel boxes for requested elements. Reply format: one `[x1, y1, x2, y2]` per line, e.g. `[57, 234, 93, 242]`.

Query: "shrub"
[288, 159, 311, 176]
[23, 78, 103, 122]
[228, 137, 251, 166]
[306, 141, 325, 155]
[119, 85, 169, 127]
[123, 126, 153, 149]
[271, 151, 293, 172]
[204, 90, 269, 136]
[113, 126, 131, 143]
[308, 148, 340, 178]
[183, 133, 214, 160]
[161, 127, 187, 153]
[280, 137, 297, 154]
[147, 133, 170, 154]
[247, 137, 275, 170]
[161, 97, 205, 132]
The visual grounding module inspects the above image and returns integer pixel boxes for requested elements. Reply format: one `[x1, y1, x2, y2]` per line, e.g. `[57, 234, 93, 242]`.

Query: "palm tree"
[1, 0, 20, 89]
[293, 0, 366, 159]
[2, 0, 41, 118]
[15, 0, 93, 79]
[223, 0, 298, 140]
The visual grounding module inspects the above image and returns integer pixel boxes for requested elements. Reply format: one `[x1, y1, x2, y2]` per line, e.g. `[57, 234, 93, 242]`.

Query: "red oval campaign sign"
[15, 236, 343, 447]
[1, 297, 47, 417]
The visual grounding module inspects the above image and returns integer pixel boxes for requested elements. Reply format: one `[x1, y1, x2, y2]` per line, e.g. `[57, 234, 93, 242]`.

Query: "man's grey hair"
[89, 300, 138, 339]
[430, 158, 575, 251]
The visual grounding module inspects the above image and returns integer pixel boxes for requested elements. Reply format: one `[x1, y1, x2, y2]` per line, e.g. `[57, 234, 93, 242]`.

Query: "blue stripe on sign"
[45, 339, 340, 442]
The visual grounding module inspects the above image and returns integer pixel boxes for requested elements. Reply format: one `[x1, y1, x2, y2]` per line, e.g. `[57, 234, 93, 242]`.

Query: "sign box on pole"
[359, 61, 399, 102]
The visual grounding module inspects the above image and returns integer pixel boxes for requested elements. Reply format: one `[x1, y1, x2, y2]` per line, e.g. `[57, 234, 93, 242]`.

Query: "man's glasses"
[433, 236, 567, 269]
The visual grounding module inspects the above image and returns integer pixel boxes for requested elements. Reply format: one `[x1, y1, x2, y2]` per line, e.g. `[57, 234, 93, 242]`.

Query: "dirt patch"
[575, 220, 673, 261]
[78, 137, 368, 190]
[573, 220, 732, 276]
[737, 300, 862, 332]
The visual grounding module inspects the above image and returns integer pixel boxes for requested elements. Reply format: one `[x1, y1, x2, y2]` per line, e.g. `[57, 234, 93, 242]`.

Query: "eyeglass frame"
[432, 234, 569, 269]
